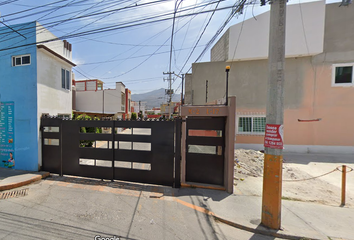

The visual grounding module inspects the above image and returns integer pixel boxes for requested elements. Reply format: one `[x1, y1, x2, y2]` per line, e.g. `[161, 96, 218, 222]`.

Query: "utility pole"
[261, 0, 287, 230]
[163, 71, 174, 118]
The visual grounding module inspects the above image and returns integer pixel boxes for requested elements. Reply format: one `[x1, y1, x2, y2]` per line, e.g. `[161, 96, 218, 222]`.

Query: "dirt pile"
[234, 149, 264, 177]
[233, 149, 353, 206]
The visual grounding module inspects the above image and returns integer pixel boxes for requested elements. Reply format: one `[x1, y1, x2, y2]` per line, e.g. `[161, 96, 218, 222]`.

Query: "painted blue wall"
[0, 21, 39, 171]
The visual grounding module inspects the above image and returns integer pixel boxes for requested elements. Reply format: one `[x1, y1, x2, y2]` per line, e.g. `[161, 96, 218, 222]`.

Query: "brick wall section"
[211, 29, 229, 62]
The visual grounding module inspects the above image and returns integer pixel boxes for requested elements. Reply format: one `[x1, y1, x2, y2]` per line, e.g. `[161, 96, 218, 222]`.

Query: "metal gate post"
[112, 120, 115, 182]
[60, 119, 63, 176]
[174, 118, 182, 188]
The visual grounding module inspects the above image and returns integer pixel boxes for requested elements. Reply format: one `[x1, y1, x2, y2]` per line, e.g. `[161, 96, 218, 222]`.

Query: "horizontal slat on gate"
[187, 117, 225, 130]
[79, 134, 112, 141]
[42, 132, 60, 139]
[114, 150, 153, 163]
[77, 121, 114, 127]
[79, 148, 113, 160]
[187, 136, 224, 146]
[115, 134, 151, 142]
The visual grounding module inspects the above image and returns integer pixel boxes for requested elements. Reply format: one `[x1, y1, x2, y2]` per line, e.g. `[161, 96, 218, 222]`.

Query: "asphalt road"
[0, 179, 284, 240]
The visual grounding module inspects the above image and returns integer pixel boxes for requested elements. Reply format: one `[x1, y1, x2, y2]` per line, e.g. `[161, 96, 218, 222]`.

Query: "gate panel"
[41, 117, 178, 187]
[114, 121, 175, 186]
[61, 120, 114, 180]
[186, 117, 225, 186]
[41, 118, 62, 174]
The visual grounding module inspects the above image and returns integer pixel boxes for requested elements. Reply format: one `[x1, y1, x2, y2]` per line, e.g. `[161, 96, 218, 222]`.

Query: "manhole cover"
[0, 188, 29, 200]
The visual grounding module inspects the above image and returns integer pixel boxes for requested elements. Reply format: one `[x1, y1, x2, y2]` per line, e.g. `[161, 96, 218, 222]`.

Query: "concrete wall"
[0, 22, 39, 171]
[211, 29, 229, 62]
[227, 1, 325, 61]
[75, 89, 122, 114]
[189, 58, 306, 109]
[184, 73, 193, 104]
[36, 22, 72, 60]
[37, 49, 73, 166]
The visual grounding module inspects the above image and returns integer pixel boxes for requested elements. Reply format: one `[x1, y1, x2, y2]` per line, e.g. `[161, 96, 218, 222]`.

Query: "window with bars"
[238, 116, 266, 134]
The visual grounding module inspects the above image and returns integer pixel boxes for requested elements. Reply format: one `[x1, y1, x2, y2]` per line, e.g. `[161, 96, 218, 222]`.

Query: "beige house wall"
[185, 3, 354, 153]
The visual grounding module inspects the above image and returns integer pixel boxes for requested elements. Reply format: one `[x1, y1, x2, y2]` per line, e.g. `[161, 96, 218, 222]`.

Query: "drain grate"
[0, 188, 29, 200]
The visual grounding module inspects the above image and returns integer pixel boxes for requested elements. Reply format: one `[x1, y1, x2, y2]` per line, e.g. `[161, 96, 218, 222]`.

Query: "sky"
[0, 0, 340, 96]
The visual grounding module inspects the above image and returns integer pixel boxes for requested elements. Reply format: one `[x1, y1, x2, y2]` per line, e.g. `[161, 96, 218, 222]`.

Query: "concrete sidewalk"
[0, 168, 49, 191]
[1, 168, 353, 240]
[176, 187, 354, 240]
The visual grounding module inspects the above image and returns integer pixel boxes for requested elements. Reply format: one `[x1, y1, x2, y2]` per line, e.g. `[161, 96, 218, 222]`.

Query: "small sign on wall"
[0, 102, 15, 168]
[264, 124, 284, 149]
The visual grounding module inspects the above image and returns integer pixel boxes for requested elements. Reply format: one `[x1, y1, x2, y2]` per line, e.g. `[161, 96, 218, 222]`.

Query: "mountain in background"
[131, 88, 180, 109]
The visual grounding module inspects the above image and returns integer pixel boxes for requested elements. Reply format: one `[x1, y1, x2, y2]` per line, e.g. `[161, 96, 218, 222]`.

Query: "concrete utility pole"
[163, 71, 174, 118]
[261, 0, 287, 230]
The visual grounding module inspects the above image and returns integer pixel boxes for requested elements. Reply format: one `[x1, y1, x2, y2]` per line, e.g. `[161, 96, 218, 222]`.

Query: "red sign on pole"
[264, 124, 284, 149]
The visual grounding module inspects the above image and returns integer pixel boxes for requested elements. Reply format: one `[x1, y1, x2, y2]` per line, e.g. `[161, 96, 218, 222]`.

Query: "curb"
[0, 172, 50, 191]
[212, 215, 321, 240]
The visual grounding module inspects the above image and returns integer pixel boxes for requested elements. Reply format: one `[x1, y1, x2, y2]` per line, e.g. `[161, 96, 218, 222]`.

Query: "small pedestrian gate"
[41, 117, 181, 187]
[185, 117, 225, 186]
[181, 96, 236, 193]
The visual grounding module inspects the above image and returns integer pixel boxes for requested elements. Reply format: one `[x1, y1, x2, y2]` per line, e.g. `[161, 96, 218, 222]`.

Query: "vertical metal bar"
[341, 165, 346, 206]
[40, 118, 44, 171]
[112, 120, 115, 182]
[60, 119, 63, 176]
[206, 80, 208, 103]
[174, 118, 181, 188]
[225, 67, 230, 106]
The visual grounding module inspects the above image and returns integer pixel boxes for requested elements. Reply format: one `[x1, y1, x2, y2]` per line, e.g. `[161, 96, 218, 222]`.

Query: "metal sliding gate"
[41, 117, 181, 187]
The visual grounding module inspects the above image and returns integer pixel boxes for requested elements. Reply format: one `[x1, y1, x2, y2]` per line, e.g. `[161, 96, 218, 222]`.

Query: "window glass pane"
[96, 160, 112, 167]
[238, 117, 252, 132]
[188, 145, 216, 154]
[132, 162, 151, 171]
[79, 158, 95, 166]
[44, 138, 59, 146]
[115, 161, 131, 169]
[253, 117, 266, 132]
[66, 70, 70, 90]
[116, 128, 131, 134]
[188, 129, 222, 137]
[61, 69, 65, 88]
[335, 66, 352, 84]
[132, 128, 151, 135]
[15, 57, 21, 65]
[43, 126, 59, 132]
[133, 142, 151, 151]
[22, 56, 30, 64]
[119, 141, 132, 150]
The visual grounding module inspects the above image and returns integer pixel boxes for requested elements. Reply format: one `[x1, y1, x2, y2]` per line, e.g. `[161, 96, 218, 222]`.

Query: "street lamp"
[225, 66, 230, 106]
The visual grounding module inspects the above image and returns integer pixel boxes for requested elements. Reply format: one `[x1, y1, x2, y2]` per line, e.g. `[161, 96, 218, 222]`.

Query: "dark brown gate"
[41, 117, 181, 187]
[185, 117, 225, 186]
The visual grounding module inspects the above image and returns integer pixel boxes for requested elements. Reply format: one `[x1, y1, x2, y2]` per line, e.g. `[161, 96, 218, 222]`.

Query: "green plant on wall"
[76, 114, 101, 147]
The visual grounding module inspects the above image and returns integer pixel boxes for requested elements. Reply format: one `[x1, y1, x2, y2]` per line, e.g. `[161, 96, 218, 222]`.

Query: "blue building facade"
[0, 22, 39, 171]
